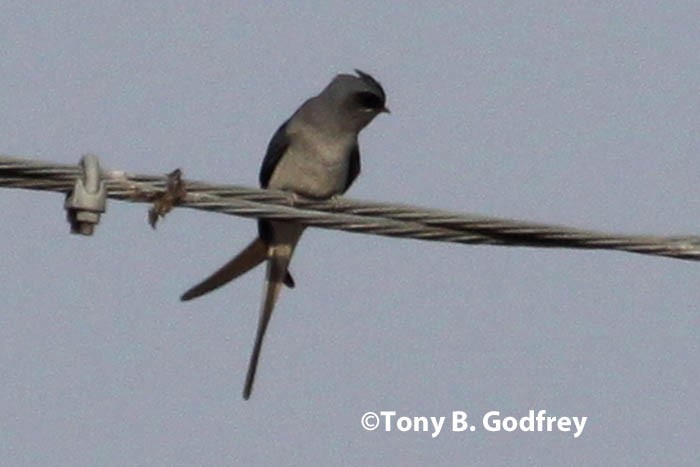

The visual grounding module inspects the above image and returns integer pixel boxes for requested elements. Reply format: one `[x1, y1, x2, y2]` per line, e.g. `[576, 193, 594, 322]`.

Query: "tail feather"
[181, 238, 267, 301]
[243, 252, 290, 400]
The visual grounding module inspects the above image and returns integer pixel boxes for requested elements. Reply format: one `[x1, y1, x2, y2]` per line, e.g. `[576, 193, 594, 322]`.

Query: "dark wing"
[258, 120, 291, 243]
[259, 119, 291, 188]
[343, 144, 361, 193]
[257, 118, 296, 288]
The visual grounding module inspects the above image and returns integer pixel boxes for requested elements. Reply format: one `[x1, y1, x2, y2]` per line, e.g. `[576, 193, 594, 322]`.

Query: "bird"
[181, 70, 389, 399]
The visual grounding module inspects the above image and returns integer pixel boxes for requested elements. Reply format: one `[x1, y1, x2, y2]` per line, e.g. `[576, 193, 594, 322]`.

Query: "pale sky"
[1, 2, 699, 466]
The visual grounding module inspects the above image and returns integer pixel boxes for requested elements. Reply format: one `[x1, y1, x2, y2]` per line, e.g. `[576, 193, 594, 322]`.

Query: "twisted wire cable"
[2, 154, 699, 261]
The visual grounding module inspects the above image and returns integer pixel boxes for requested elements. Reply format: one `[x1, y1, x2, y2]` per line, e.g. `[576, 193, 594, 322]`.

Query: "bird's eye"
[354, 92, 384, 111]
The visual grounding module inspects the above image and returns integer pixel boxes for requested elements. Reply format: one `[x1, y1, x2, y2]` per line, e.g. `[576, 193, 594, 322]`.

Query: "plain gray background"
[1, 2, 698, 466]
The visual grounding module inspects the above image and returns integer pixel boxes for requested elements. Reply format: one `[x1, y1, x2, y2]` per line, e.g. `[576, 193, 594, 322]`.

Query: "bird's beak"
[381, 106, 391, 114]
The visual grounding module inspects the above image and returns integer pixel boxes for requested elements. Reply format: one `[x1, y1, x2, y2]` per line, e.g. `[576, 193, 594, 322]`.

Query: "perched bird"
[181, 70, 388, 399]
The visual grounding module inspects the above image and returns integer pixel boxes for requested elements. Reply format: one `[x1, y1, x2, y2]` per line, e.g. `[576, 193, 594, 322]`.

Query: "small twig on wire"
[148, 168, 187, 229]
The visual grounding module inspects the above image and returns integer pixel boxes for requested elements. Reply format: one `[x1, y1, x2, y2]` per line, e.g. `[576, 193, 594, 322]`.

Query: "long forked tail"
[242, 250, 291, 400]
[181, 238, 267, 301]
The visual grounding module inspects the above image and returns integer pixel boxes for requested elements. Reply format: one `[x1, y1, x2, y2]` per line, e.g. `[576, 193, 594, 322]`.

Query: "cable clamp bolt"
[64, 154, 107, 235]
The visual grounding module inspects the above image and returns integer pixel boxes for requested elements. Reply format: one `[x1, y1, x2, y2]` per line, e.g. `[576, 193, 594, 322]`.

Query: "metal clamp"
[65, 154, 107, 235]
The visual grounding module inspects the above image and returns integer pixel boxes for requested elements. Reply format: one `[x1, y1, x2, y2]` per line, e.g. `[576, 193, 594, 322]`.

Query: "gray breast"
[268, 125, 354, 198]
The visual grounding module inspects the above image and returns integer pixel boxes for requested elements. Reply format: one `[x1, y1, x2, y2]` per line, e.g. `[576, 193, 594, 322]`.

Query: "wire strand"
[2, 154, 699, 260]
